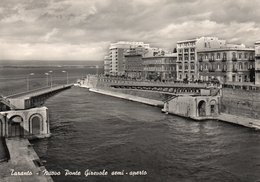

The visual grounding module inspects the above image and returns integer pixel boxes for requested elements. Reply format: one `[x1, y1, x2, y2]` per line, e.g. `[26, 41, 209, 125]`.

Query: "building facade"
[255, 41, 260, 85]
[104, 55, 112, 75]
[143, 53, 177, 81]
[176, 37, 226, 81]
[106, 41, 150, 76]
[124, 49, 143, 79]
[197, 47, 255, 83]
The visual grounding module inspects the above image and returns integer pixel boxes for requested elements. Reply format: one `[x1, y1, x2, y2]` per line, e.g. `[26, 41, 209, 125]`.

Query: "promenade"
[0, 138, 53, 182]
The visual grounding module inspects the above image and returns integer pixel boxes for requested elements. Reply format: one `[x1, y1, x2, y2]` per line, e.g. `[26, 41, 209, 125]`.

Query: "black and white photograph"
[0, 0, 260, 181]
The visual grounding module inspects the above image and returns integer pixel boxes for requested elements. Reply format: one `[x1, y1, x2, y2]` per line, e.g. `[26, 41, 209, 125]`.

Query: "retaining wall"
[221, 88, 260, 119]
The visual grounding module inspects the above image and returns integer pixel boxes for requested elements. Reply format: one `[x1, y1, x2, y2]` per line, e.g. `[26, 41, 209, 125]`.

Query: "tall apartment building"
[176, 37, 226, 81]
[106, 41, 150, 76]
[255, 41, 260, 85]
[197, 46, 255, 83]
[104, 55, 112, 75]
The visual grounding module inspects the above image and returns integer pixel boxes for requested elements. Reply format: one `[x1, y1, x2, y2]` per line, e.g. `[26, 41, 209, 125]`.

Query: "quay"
[0, 138, 53, 182]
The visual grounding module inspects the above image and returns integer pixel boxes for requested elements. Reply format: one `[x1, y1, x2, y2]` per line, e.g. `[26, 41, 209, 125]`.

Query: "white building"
[176, 37, 226, 81]
[107, 41, 150, 76]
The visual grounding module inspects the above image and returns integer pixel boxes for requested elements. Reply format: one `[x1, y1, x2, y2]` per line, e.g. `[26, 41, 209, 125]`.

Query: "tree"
[173, 48, 177, 53]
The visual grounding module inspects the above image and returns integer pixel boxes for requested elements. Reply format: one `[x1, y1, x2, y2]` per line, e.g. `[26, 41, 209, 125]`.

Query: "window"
[217, 53, 220, 59]
[223, 52, 227, 59]
[239, 53, 242, 59]
[205, 64, 208, 70]
[239, 63, 243, 70]
[205, 54, 208, 59]
[191, 56, 195, 60]
[244, 53, 248, 59]
[217, 64, 220, 70]
[185, 65, 188, 70]
[185, 57, 188, 60]
[211, 54, 214, 60]
[179, 65, 182, 69]
[205, 42, 207, 48]
[232, 52, 236, 58]
[191, 65, 195, 70]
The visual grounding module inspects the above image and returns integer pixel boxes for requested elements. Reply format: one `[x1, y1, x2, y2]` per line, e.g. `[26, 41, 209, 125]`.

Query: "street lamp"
[62, 70, 69, 84]
[27, 73, 34, 91]
[44, 73, 49, 87]
[96, 65, 99, 75]
[49, 70, 53, 88]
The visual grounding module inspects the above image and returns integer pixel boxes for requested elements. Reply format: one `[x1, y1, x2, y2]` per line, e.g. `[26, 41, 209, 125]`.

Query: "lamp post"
[49, 70, 53, 88]
[44, 73, 49, 87]
[96, 65, 99, 75]
[62, 70, 69, 84]
[27, 73, 34, 91]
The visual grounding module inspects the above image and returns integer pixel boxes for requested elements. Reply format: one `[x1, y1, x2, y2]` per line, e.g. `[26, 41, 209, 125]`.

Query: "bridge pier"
[0, 107, 50, 139]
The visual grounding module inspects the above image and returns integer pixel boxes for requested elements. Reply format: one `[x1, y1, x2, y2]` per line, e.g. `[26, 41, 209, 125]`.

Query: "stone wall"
[96, 86, 165, 101]
[221, 88, 260, 119]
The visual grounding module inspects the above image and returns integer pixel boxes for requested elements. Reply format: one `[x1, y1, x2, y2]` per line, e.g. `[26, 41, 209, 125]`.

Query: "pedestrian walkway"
[0, 138, 53, 182]
[0, 138, 7, 162]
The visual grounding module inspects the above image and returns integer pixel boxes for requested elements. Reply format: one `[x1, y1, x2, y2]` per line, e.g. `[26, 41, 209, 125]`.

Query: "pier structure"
[0, 84, 73, 138]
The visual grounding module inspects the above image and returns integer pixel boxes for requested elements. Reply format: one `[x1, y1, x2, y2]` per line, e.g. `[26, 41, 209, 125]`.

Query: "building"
[104, 55, 112, 75]
[106, 41, 150, 76]
[143, 53, 177, 81]
[255, 41, 260, 85]
[197, 46, 255, 83]
[124, 48, 143, 79]
[176, 37, 226, 81]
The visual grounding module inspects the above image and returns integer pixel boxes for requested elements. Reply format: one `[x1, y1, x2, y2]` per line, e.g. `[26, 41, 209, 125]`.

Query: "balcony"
[209, 58, 215, 62]
[222, 69, 227, 72]
[232, 57, 237, 61]
[222, 58, 227, 62]
[198, 58, 203, 62]
[249, 57, 255, 61]
[232, 69, 238, 72]
[209, 69, 215, 72]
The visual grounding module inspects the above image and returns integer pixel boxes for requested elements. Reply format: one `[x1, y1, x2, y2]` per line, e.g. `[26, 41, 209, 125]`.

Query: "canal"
[32, 86, 260, 182]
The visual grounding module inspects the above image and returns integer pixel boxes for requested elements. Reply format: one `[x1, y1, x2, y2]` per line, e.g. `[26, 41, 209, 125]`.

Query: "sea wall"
[221, 88, 260, 119]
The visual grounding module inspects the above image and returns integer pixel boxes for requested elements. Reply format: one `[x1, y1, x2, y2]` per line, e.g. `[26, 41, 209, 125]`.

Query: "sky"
[0, 0, 260, 61]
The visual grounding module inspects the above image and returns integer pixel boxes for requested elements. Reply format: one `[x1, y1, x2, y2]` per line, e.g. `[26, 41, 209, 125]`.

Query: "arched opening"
[210, 100, 217, 116]
[0, 119, 2, 137]
[198, 100, 206, 117]
[29, 114, 43, 135]
[8, 115, 23, 137]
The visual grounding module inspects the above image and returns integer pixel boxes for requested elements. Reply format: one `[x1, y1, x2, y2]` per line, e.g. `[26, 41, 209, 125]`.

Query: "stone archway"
[210, 99, 217, 116]
[8, 115, 23, 137]
[0, 119, 2, 137]
[29, 114, 43, 135]
[198, 100, 206, 117]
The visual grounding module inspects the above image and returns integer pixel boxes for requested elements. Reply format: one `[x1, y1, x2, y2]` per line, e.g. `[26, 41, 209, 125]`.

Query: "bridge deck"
[110, 82, 208, 89]
[7, 84, 73, 99]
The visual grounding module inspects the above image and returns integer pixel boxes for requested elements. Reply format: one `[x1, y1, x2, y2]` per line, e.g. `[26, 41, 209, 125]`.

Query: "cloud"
[0, 0, 260, 60]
